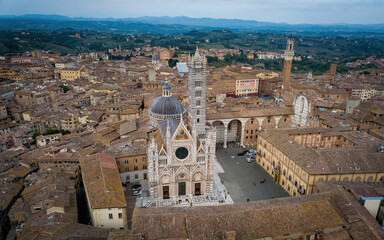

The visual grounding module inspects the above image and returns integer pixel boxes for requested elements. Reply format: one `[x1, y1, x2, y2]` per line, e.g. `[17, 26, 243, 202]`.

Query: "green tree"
[59, 85, 70, 93]
[168, 59, 179, 68]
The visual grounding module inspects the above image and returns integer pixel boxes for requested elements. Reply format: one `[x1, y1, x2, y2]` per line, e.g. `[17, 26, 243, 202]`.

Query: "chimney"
[225, 231, 236, 240]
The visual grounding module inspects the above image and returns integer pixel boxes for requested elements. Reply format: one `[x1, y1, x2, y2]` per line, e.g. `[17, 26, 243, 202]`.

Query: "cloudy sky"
[0, 0, 383, 24]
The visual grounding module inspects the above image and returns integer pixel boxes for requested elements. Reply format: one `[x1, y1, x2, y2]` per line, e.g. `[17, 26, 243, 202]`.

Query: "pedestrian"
[246, 198, 250, 202]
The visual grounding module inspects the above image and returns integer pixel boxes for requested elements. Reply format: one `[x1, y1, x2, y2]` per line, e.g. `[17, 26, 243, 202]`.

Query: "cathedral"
[147, 49, 216, 202]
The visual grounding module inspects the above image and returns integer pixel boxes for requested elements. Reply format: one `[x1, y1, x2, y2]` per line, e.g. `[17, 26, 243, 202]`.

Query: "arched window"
[290, 163, 293, 170]
[367, 177, 373, 182]
[302, 174, 306, 181]
[283, 170, 286, 176]
[289, 175, 292, 181]
[355, 177, 361, 182]
[296, 168, 300, 175]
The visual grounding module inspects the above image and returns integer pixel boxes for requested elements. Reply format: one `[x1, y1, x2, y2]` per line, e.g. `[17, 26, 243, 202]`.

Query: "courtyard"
[216, 147, 290, 203]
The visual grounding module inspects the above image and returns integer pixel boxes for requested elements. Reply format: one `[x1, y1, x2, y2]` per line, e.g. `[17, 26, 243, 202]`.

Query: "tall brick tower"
[281, 38, 294, 93]
[330, 64, 337, 77]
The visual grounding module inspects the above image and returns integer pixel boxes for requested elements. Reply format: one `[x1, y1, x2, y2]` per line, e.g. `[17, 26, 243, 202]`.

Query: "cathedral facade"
[147, 49, 216, 201]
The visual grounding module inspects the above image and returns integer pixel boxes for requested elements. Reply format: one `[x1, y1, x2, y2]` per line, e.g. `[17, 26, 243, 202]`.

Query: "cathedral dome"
[149, 96, 186, 116]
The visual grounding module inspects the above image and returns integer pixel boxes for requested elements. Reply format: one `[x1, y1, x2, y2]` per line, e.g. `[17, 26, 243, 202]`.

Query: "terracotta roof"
[18, 222, 110, 240]
[316, 182, 384, 239]
[80, 153, 126, 209]
[258, 128, 384, 175]
[207, 107, 294, 120]
[132, 195, 344, 240]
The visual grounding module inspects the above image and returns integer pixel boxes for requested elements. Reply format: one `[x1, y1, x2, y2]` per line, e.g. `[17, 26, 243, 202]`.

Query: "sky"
[0, 0, 384, 24]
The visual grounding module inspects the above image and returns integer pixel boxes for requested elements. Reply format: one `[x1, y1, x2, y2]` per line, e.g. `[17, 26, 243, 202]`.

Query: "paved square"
[216, 147, 290, 203]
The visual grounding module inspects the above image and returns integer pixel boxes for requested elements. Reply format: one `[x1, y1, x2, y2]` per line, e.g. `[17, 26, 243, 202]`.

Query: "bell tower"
[188, 47, 207, 136]
[282, 38, 294, 93]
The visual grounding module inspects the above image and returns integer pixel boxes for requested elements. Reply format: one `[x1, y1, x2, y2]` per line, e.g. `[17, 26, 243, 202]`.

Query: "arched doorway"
[227, 119, 242, 147]
[212, 121, 225, 148]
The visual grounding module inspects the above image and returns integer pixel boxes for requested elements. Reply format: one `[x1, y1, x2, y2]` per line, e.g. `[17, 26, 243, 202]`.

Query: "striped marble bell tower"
[187, 47, 207, 136]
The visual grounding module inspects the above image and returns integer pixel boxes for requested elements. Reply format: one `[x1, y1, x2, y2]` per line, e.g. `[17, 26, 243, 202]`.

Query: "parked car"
[249, 149, 257, 154]
[237, 150, 248, 156]
[246, 156, 255, 163]
[133, 190, 141, 196]
[132, 184, 142, 196]
[132, 184, 142, 191]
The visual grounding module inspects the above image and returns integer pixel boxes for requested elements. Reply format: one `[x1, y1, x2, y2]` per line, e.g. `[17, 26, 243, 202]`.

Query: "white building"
[235, 78, 259, 96]
[80, 153, 127, 229]
[147, 49, 216, 203]
[36, 133, 62, 148]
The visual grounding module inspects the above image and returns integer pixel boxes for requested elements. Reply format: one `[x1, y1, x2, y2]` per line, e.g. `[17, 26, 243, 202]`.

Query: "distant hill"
[0, 14, 384, 35]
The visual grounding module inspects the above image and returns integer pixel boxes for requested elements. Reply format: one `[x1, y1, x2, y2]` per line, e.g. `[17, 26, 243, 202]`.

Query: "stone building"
[256, 127, 384, 196]
[60, 67, 82, 80]
[80, 153, 127, 229]
[132, 181, 384, 240]
[207, 107, 294, 148]
[147, 49, 216, 202]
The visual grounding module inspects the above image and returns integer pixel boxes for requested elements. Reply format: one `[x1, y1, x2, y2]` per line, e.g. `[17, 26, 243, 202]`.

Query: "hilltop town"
[0, 31, 383, 240]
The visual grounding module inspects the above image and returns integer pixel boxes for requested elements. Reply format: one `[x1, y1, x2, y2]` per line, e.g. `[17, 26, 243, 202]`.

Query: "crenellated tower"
[282, 38, 294, 93]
